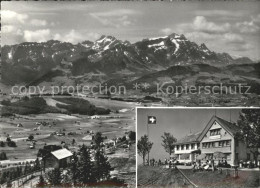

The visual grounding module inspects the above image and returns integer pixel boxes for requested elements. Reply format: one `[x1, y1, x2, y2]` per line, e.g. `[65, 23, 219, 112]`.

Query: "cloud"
[185, 31, 250, 52]
[30, 19, 47, 26]
[252, 14, 260, 23]
[235, 14, 260, 34]
[194, 10, 245, 17]
[90, 9, 138, 28]
[178, 16, 231, 34]
[2, 25, 16, 34]
[2, 25, 23, 36]
[54, 30, 100, 44]
[160, 28, 173, 35]
[193, 16, 231, 33]
[236, 21, 260, 33]
[223, 33, 245, 44]
[23, 29, 51, 42]
[1, 10, 28, 24]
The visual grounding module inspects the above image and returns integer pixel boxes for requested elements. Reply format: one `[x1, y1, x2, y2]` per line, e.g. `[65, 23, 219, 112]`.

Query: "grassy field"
[137, 165, 193, 188]
[0, 97, 136, 160]
[181, 169, 260, 188]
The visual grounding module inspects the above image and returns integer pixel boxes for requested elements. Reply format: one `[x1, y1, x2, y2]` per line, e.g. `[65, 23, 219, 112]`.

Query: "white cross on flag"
[148, 116, 156, 124]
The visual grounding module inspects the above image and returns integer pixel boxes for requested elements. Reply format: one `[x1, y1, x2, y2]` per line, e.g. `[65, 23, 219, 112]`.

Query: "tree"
[28, 135, 34, 141]
[6, 137, 11, 142]
[1, 99, 11, 106]
[94, 132, 103, 149]
[34, 158, 41, 171]
[128, 131, 136, 141]
[72, 139, 76, 146]
[94, 150, 112, 181]
[236, 109, 260, 165]
[0, 152, 7, 161]
[77, 145, 95, 184]
[137, 135, 153, 165]
[161, 132, 177, 156]
[7, 141, 17, 147]
[48, 168, 62, 186]
[67, 152, 78, 185]
[0, 141, 5, 147]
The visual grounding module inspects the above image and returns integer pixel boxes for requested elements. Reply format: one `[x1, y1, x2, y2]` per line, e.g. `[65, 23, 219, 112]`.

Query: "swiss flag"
[148, 116, 156, 124]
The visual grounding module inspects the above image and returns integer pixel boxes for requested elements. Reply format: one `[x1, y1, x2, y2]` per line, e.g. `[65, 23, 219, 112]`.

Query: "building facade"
[173, 116, 256, 165]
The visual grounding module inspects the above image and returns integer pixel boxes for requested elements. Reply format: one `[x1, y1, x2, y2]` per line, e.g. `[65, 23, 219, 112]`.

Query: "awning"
[191, 149, 201, 154]
[170, 154, 178, 159]
[180, 153, 190, 160]
[213, 152, 226, 159]
[196, 153, 206, 160]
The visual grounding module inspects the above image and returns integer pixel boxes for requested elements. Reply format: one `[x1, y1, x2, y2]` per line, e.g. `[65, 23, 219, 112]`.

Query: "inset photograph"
[137, 108, 260, 188]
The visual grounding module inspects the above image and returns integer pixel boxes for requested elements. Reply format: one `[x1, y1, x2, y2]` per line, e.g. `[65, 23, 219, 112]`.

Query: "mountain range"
[1, 33, 259, 100]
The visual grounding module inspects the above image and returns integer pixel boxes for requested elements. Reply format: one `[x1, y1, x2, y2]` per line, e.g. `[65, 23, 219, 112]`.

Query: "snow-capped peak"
[148, 36, 168, 41]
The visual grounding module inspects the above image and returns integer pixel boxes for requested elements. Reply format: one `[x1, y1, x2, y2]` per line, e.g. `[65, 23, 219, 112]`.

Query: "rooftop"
[51, 148, 73, 160]
[175, 132, 201, 145]
[214, 116, 240, 135]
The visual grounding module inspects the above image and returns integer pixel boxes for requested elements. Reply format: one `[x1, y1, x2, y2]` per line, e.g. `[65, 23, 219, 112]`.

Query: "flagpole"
[147, 115, 149, 165]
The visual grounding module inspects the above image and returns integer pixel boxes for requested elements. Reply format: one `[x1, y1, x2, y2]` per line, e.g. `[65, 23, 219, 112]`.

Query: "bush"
[7, 141, 17, 147]
[0, 141, 5, 147]
[0, 152, 7, 160]
[1, 99, 11, 106]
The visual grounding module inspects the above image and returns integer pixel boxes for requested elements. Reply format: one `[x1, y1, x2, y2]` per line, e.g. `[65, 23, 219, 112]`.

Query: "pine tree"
[68, 152, 79, 185]
[77, 145, 95, 185]
[94, 150, 112, 182]
[34, 157, 41, 171]
[47, 168, 62, 186]
[94, 132, 103, 149]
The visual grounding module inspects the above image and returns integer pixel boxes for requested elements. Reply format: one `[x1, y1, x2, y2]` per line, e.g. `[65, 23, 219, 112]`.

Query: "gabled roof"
[175, 132, 201, 145]
[198, 115, 240, 141]
[51, 148, 73, 160]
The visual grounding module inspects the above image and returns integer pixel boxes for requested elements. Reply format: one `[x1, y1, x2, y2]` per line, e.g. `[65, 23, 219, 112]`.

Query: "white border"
[135, 106, 260, 187]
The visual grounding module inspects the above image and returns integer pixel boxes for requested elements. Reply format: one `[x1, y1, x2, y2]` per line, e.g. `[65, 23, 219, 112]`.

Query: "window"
[181, 145, 184, 150]
[210, 128, 221, 136]
[226, 140, 231, 146]
[176, 145, 179, 150]
[191, 144, 195, 149]
[197, 143, 200, 149]
[219, 141, 224, 147]
[186, 144, 189, 150]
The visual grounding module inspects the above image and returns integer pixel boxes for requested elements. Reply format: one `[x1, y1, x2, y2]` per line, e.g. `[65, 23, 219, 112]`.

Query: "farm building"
[17, 123, 23, 127]
[46, 148, 73, 168]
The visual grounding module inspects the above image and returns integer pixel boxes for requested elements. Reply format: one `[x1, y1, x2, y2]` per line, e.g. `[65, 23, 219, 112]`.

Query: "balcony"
[209, 135, 221, 139]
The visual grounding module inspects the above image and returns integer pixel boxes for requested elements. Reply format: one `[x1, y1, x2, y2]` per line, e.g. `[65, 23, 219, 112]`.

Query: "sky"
[1, 1, 260, 60]
[137, 108, 242, 164]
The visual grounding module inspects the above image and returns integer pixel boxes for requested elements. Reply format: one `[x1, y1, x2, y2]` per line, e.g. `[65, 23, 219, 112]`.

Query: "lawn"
[181, 169, 260, 188]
